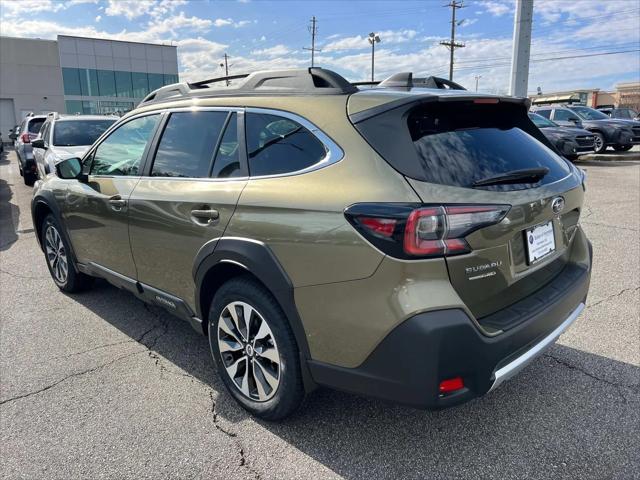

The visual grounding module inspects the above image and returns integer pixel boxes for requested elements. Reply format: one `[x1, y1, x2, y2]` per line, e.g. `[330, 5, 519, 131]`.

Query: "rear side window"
[535, 110, 551, 119]
[354, 102, 571, 191]
[28, 118, 45, 133]
[211, 113, 242, 178]
[151, 111, 227, 178]
[246, 112, 326, 176]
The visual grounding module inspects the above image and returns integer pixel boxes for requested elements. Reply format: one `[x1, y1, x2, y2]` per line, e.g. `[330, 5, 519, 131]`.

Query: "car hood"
[579, 119, 636, 130]
[541, 126, 593, 138]
[50, 145, 90, 161]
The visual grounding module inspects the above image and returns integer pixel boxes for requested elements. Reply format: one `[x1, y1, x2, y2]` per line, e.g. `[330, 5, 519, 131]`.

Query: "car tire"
[208, 276, 305, 421]
[592, 132, 606, 154]
[614, 145, 633, 152]
[23, 171, 36, 186]
[41, 214, 93, 293]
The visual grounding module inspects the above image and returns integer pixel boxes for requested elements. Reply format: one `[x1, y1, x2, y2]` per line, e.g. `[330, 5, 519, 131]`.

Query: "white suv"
[32, 114, 117, 180]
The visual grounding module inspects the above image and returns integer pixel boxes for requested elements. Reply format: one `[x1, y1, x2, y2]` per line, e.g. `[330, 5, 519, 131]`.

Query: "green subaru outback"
[32, 68, 592, 420]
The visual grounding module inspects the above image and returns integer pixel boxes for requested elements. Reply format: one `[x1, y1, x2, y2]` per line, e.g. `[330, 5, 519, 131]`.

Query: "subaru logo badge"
[551, 197, 565, 215]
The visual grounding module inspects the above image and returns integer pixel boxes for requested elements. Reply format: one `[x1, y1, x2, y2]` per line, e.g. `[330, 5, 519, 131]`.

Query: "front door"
[128, 109, 247, 309]
[64, 113, 161, 278]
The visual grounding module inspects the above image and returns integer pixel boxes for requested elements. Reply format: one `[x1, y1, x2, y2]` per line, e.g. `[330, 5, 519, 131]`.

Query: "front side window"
[535, 109, 551, 119]
[553, 109, 580, 122]
[151, 111, 227, 178]
[570, 106, 608, 120]
[53, 120, 116, 147]
[91, 114, 159, 176]
[246, 112, 326, 176]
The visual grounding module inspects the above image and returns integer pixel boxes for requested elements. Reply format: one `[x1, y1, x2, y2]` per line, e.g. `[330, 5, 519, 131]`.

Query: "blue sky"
[1, 0, 639, 94]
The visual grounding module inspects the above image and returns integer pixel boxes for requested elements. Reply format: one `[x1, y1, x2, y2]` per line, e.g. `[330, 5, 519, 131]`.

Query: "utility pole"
[474, 74, 482, 91]
[368, 32, 381, 82]
[304, 16, 321, 67]
[440, 1, 465, 81]
[220, 53, 230, 86]
[508, 0, 534, 97]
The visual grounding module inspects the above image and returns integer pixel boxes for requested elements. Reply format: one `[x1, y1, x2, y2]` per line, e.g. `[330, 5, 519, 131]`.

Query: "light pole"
[368, 32, 380, 82]
[474, 75, 482, 92]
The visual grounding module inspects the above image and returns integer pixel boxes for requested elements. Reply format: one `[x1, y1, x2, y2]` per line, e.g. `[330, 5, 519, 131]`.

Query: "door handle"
[191, 208, 219, 225]
[108, 195, 127, 212]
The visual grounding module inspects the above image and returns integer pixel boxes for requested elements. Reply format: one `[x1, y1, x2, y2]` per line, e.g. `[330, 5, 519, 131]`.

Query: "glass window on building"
[82, 101, 99, 114]
[79, 69, 99, 96]
[148, 73, 165, 92]
[132, 72, 149, 98]
[65, 100, 83, 114]
[115, 71, 133, 98]
[97, 70, 116, 97]
[164, 74, 179, 85]
[62, 68, 82, 95]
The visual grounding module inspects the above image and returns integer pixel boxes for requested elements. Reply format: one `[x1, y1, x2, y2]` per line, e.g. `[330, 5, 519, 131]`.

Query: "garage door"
[0, 99, 17, 143]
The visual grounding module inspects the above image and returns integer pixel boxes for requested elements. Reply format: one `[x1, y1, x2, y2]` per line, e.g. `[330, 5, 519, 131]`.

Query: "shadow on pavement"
[0, 150, 19, 251]
[64, 279, 640, 478]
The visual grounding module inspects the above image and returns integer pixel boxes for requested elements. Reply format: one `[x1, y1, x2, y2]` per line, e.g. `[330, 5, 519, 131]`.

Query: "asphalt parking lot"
[0, 148, 638, 480]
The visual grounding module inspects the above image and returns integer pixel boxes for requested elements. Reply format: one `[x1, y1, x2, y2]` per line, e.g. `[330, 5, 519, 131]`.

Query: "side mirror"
[56, 157, 88, 182]
[32, 139, 46, 149]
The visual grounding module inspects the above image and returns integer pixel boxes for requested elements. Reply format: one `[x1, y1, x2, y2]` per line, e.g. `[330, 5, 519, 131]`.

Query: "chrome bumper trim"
[489, 302, 585, 392]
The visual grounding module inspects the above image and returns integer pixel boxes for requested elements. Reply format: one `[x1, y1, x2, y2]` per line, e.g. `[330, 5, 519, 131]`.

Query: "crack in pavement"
[581, 221, 639, 232]
[0, 267, 49, 280]
[544, 353, 640, 404]
[0, 313, 169, 407]
[586, 286, 640, 310]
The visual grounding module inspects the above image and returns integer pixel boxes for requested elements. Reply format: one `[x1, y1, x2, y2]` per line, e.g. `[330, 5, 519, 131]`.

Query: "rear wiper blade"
[472, 167, 550, 187]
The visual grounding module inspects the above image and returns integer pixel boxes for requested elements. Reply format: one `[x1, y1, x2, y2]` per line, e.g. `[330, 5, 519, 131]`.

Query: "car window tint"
[553, 110, 579, 121]
[28, 118, 45, 133]
[91, 114, 160, 176]
[535, 110, 551, 119]
[151, 111, 227, 178]
[246, 113, 326, 176]
[39, 122, 51, 144]
[211, 113, 242, 178]
[53, 120, 115, 146]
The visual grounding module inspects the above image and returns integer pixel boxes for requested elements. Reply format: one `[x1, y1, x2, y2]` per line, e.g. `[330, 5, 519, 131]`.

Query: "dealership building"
[0, 35, 178, 137]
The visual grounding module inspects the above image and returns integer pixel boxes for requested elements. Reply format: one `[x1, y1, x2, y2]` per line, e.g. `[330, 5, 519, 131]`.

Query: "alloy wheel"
[45, 225, 68, 284]
[217, 301, 281, 402]
[593, 134, 604, 152]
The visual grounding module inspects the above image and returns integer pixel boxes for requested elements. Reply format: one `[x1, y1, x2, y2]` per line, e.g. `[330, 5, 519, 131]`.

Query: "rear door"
[128, 108, 247, 308]
[351, 98, 585, 321]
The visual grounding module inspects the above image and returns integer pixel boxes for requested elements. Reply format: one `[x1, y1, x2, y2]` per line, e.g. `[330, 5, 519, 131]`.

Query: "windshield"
[53, 119, 115, 147]
[571, 106, 609, 120]
[529, 113, 558, 128]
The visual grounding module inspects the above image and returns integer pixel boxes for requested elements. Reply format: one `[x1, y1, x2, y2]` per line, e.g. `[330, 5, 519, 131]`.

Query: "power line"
[303, 16, 321, 67]
[440, 0, 465, 81]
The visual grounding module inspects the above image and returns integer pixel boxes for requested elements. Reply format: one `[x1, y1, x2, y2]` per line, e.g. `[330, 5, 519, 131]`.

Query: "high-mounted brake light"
[473, 98, 500, 104]
[345, 203, 510, 260]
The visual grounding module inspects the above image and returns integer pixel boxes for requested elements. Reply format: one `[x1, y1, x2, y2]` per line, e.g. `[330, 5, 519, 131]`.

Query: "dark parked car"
[598, 107, 639, 121]
[529, 113, 595, 161]
[534, 106, 639, 153]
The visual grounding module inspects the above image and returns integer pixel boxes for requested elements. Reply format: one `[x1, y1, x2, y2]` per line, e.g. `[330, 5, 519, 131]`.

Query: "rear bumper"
[309, 243, 592, 409]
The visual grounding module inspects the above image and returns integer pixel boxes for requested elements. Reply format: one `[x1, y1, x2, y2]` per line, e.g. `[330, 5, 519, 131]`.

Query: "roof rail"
[351, 72, 467, 91]
[138, 68, 357, 106]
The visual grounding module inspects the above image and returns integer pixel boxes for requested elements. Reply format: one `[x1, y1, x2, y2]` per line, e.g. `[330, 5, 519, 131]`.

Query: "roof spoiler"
[352, 72, 467, 91]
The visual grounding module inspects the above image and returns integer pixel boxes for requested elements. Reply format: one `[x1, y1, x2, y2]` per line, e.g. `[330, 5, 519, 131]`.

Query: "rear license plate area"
[525, 221, 555, 264]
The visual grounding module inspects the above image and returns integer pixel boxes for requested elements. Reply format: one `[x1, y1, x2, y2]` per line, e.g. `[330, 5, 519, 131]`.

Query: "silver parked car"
[32, 114, 117, 180]
[13, 114, 47, 185]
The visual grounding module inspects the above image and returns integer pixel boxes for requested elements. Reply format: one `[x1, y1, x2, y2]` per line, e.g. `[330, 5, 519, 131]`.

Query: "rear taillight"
[345, 203, 510, 259]
[20, 132, 31, 143]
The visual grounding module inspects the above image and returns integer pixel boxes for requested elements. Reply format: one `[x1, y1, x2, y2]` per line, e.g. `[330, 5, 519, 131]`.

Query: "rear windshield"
[354, 101, 571, 191]
[28, 118, 45, 133]
[53, 119, 115, 146]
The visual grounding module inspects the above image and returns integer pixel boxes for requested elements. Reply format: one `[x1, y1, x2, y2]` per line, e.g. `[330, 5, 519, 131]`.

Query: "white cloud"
[104, 0, 155, 20]
[212, 17, 252, 28]
[0, 0, 96, 16]
[95, 15, 101, 22]
[250, 44, 291, 57]
[480, 1, 512, 17]
[323, 29, 418, 52]
[461, 18, 478, 28]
